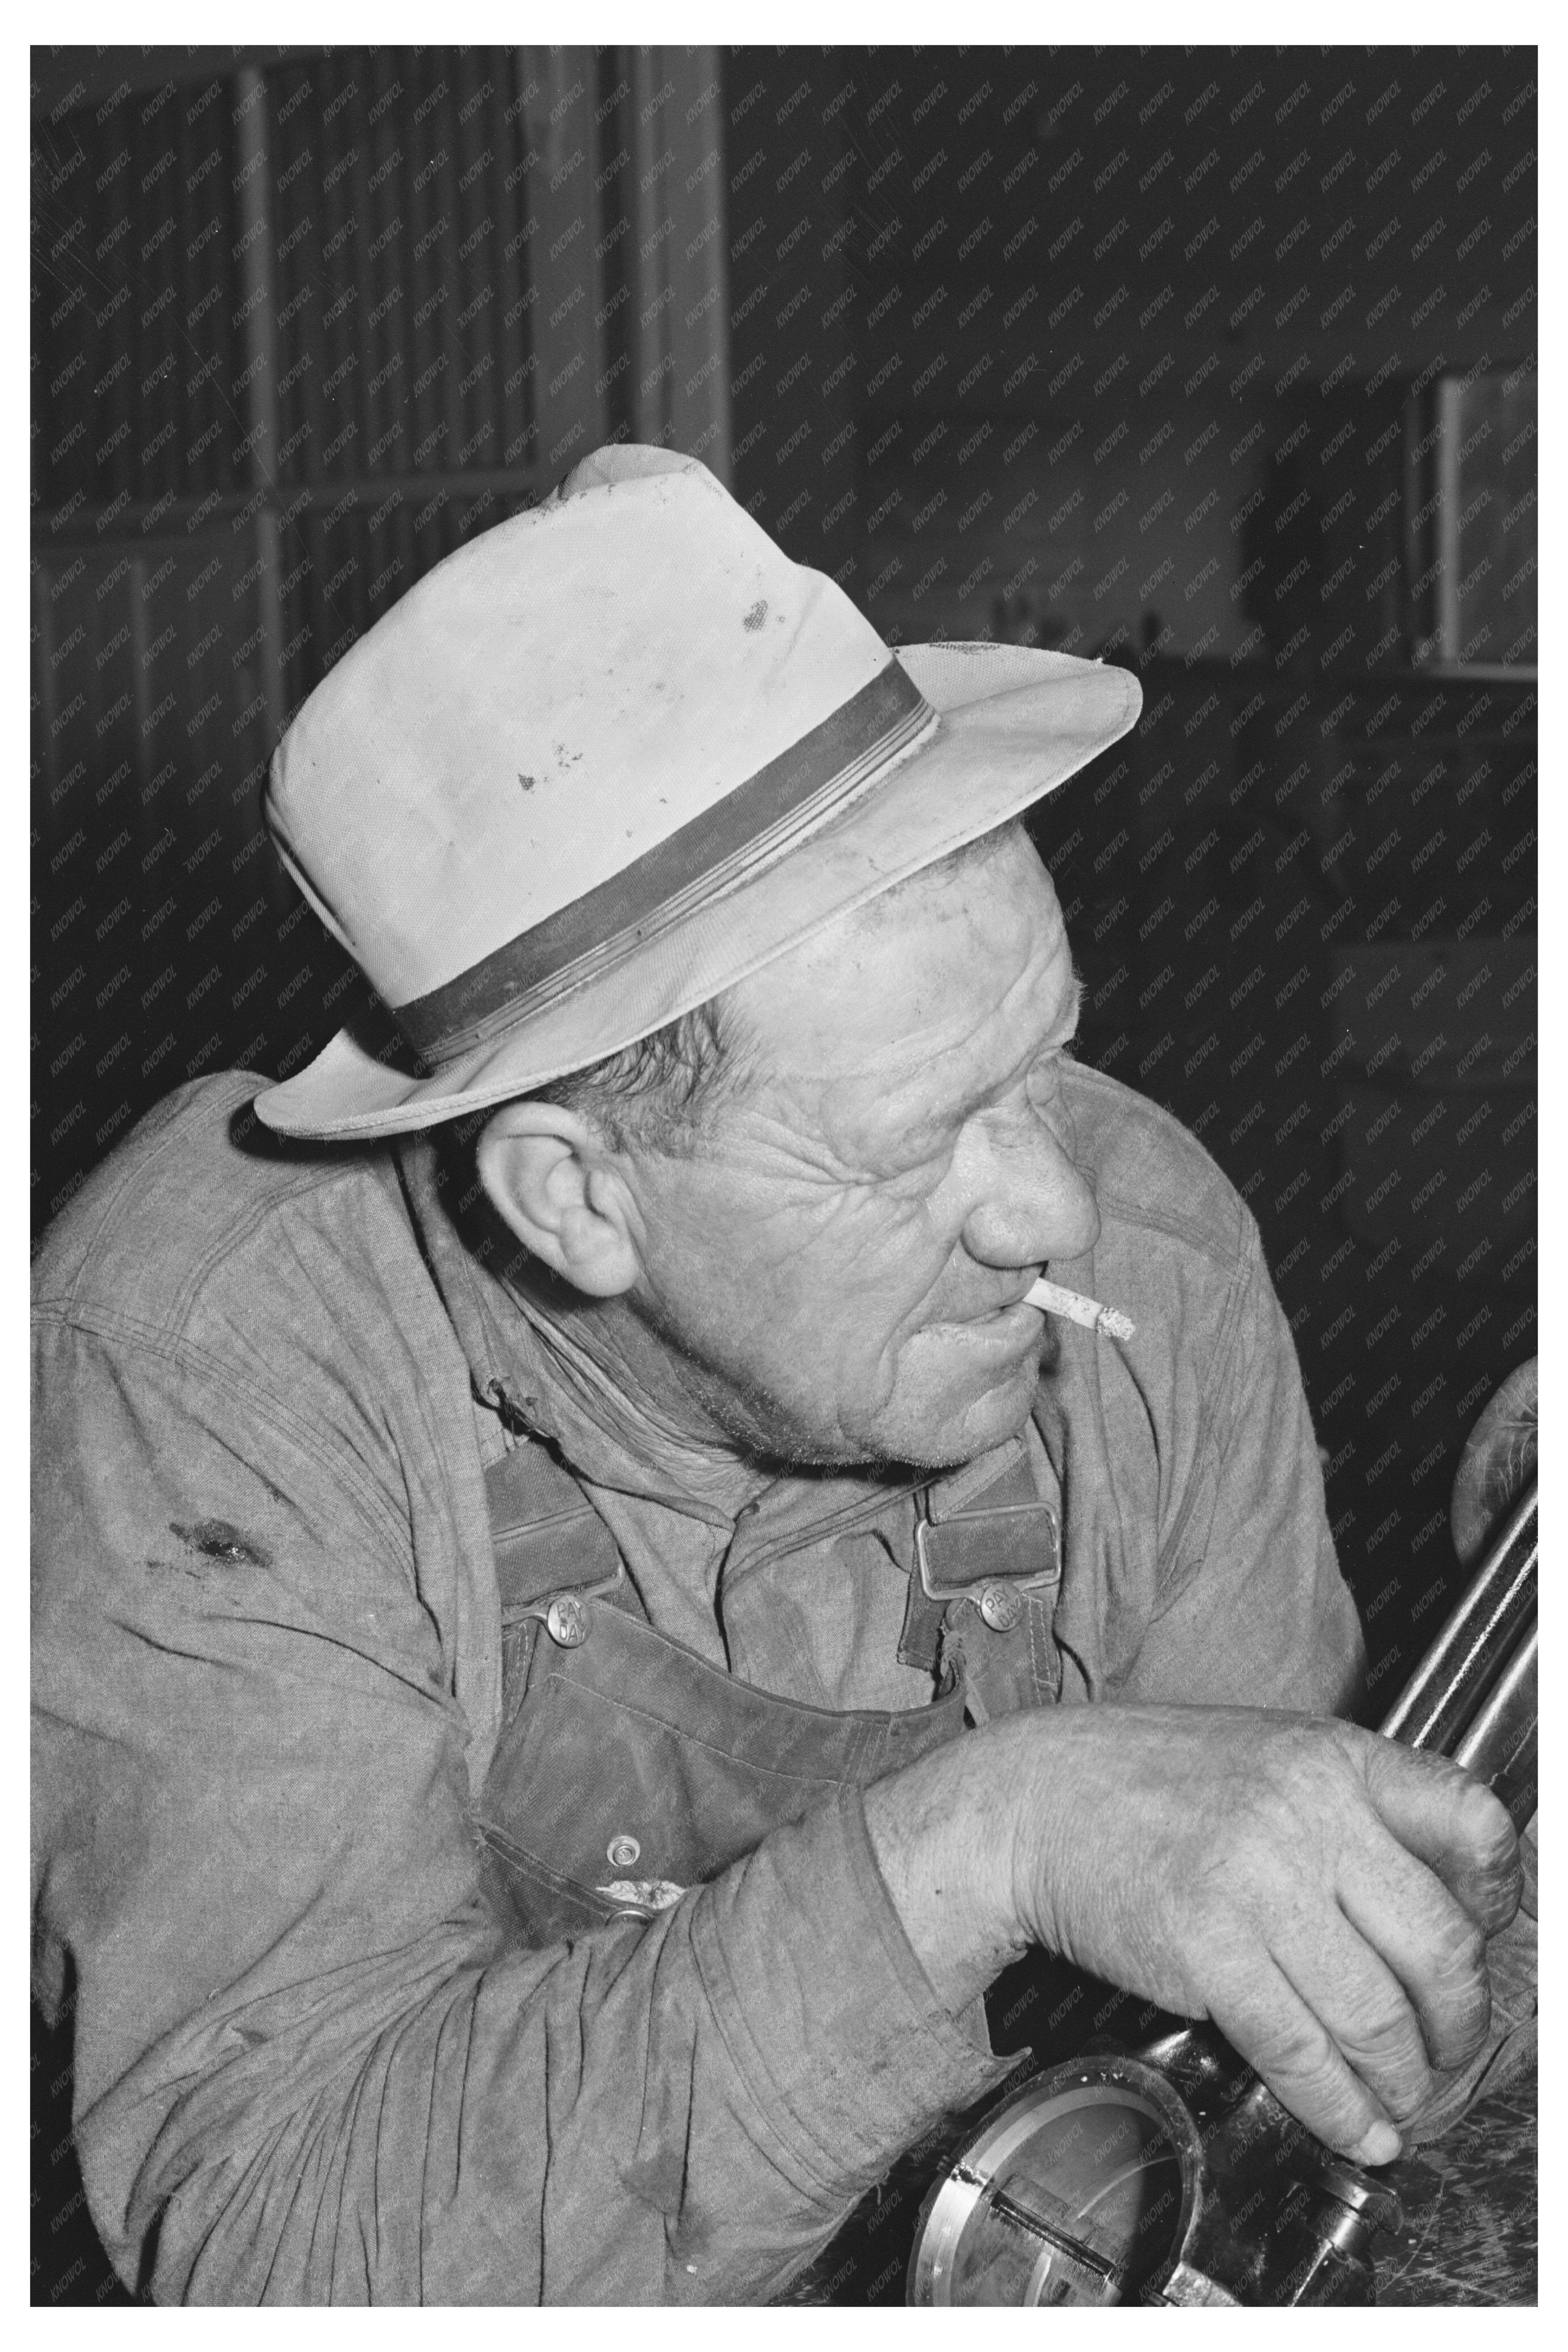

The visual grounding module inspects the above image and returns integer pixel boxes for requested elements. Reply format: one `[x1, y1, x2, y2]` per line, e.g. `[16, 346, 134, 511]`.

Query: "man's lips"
[931, 1271, 1048, 1325]
[919, 1297, 1050, 1364]
[906, 1273, 1066, 1383]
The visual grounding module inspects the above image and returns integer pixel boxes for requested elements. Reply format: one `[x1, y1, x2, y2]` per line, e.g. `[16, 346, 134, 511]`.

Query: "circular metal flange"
[907, 2053, 1207, 2307]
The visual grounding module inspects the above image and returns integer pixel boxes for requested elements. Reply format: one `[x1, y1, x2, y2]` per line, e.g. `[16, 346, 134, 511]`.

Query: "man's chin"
[874, 1345, 1051, 1473]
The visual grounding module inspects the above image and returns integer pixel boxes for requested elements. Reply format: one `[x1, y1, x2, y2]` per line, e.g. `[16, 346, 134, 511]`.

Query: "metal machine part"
[907, 2031, 1402, 2307]
[907, 1365, 1537, 2307]
[908, 2062, 1200, 2307]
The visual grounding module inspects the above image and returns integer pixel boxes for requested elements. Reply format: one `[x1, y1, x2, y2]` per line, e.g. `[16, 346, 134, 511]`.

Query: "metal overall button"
[978, 1583, 1024, 1633]
[607, 1834, 641, 1869]
[545, 1595, 591, 1648]
[518, 1559, 624, 1649]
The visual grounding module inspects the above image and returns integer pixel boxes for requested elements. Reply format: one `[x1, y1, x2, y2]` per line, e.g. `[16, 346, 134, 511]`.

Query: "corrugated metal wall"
[31, 44, 728, 1226]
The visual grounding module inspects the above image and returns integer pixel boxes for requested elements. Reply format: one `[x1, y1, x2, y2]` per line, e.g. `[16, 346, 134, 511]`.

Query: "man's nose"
[959, 1110, 1102, 1268]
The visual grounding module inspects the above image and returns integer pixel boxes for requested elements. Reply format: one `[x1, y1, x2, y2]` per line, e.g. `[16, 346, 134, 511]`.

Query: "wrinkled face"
[620, 825, 1101, 1468]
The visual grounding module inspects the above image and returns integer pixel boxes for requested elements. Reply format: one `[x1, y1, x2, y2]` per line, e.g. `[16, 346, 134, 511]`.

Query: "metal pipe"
[1377, 1484, 1536, 1751]
[1452, 1621, 1537, 1828]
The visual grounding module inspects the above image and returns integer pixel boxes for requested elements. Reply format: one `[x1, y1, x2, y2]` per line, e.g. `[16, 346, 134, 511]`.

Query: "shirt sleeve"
[1116, 1213, 1368, 1718]
[31, 1316, 1009, 2306]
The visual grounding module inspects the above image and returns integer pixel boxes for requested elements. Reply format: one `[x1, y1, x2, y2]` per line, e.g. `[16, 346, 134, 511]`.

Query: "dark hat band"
[394, 659, 934, 1063]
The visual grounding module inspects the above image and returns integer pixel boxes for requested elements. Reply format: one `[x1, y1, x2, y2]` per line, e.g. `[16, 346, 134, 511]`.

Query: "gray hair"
[525, 995, 752, 1157]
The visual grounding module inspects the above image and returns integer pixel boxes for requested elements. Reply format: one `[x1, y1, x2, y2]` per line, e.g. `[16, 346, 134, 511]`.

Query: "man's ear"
[475, 1100, 644, 1297]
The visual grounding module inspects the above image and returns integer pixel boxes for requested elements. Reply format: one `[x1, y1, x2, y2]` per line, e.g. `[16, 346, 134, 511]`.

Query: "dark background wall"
[32, 44, 1534, 2306]
[718, 45, 1536, 1707]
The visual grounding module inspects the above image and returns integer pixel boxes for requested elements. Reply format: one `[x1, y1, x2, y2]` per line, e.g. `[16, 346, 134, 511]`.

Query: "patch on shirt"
[596, 1878, 686, 1915]
[168, 1518, 272, 1570]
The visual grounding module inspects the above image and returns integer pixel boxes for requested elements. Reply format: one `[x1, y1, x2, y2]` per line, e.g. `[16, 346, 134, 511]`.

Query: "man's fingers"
[1339, 1844, 1492, 2076]
[1208, 1958, 1401, 2167]
[1270, 1907, 1436, 2130]
[1359, 1737, 1521, 1934]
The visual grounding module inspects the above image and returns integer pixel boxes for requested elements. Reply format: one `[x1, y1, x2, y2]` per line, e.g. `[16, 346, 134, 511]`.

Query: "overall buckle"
[915, 1500, 1060, 1633]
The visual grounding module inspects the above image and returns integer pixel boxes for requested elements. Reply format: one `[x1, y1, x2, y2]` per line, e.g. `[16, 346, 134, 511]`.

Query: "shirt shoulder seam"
[38, 1074, 260, 1315]
[1092, 1182, 1242, 1270]
[1152, 1202, 1264, 1589]
[31, 1299, 414, 1560]
[41, 1080, 408, 1343]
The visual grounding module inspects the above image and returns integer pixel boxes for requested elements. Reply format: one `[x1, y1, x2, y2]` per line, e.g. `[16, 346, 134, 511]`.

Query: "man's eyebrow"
[902, 966, 1087, 1142]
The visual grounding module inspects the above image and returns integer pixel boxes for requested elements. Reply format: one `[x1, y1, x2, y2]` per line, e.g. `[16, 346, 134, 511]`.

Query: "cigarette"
[1024, 1278, 1136, 1343]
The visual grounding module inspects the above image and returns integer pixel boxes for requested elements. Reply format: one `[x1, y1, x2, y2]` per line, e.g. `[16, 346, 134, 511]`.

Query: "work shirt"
[31, 1062, 1363, 2304]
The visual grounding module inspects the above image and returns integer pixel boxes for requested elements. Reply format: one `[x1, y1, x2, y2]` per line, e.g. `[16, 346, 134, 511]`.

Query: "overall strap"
[900, 1435, 1061, 1672]
[483, 1436, 626, 1620]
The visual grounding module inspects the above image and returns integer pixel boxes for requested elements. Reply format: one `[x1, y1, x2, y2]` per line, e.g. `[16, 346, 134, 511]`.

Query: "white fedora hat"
[254, 444, 1140, 1139]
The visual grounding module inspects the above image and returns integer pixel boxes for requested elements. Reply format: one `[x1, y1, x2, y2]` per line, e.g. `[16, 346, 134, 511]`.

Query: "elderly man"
[33, 446, 1521, 2304]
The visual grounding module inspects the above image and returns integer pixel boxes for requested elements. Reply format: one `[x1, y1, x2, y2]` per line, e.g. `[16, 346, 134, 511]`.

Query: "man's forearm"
[85, 1785, 1005, 2304]
[864, 1717, 1034, 2013]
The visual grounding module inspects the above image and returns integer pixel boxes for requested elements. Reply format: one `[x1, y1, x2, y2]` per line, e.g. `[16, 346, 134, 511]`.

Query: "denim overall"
[474, 1414, 1064, 1943]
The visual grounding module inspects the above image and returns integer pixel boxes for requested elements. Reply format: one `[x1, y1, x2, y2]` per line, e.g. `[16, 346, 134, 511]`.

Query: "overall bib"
[473, 1417, 1064, 1943]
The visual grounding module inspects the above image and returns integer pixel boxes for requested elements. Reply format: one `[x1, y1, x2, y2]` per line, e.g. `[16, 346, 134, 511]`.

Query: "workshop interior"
[31, 46, 1535, 2304]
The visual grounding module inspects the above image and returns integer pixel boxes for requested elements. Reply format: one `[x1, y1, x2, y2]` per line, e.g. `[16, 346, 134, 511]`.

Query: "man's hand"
[864, 1705, 1521, 2167]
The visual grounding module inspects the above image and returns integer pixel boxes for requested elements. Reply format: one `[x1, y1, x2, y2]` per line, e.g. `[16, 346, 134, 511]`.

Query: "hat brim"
[253, 643, 1139, 1139]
